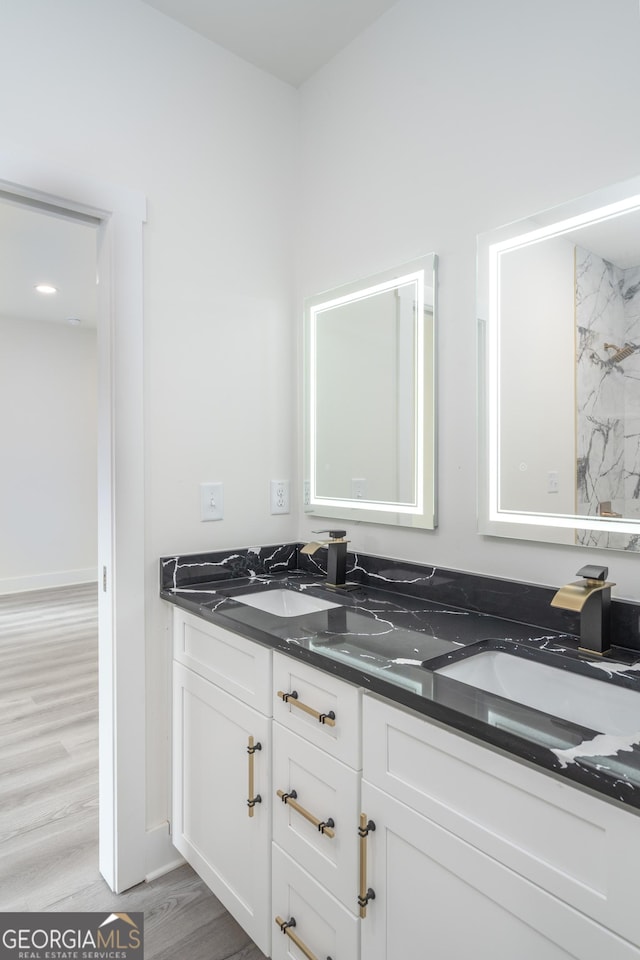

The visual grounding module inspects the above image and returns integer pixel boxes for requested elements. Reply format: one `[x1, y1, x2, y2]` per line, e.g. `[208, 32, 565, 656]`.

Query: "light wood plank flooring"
[0, 583, 267, 959]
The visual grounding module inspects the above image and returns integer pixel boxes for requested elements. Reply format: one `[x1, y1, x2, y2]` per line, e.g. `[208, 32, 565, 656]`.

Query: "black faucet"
[550, 564, 615, 656]
[300, 529, 351, 589]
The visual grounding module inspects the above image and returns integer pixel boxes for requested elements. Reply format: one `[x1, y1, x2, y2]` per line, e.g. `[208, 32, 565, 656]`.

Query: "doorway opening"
[0, 156, 147, 893]
[0, 197, 100, 899]
[0, 196, 99, 593]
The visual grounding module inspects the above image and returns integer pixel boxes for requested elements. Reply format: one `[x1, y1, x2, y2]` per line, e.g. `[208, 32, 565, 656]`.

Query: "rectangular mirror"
[304, 254, 437, 529]
[478, 175, 640, 551]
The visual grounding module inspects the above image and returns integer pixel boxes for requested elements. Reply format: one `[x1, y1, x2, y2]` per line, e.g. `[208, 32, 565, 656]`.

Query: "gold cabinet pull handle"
[274, 916, 332, 960]
[277, 689, 336, 726]
[277, 788, 335, 838]
[247, 735, 262, 817]
[358, 813, 376, 918]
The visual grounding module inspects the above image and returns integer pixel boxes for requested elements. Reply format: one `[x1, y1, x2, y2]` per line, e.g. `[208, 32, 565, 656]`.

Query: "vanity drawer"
[173, 608, 272, 714]
[273, 652, 361, 767]
[363, 693, 640, 947]
[272, 844, 359, 960]
[273, 722, 360, 913]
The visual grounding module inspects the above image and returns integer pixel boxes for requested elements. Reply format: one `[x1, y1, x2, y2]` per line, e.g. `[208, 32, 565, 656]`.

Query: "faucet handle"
[312, 529, 347, 540]
[576, 564, 608, 582]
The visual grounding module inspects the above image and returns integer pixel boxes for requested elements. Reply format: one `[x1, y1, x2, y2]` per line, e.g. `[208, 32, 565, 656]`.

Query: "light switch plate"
[200, 482, 224, 521]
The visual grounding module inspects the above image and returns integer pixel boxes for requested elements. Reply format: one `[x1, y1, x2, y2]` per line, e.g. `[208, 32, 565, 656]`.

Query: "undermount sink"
[232, 588, 340, 618]
[436, 650, 640, 736]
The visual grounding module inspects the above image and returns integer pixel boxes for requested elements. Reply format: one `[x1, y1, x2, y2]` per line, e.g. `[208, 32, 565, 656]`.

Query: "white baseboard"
[145, 821, 185, 882]
[0, 567, 97, 595]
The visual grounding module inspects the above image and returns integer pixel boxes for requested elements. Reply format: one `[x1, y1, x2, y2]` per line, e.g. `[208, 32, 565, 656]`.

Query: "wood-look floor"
[0, 583, 267, 960]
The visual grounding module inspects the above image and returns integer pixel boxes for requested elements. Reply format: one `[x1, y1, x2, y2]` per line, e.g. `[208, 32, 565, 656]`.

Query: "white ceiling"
[140, 0, 399, 86]
[0, 198, 98, 329]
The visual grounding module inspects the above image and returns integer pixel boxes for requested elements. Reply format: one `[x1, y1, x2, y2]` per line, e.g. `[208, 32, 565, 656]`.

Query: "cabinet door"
[363, 693, 640, 946]
[173, 608, 272, 714]
[273, 652, 361, 767]
[273, 723, 360, 913]
[272, 844, 359, 960]
[173, 662, 271, 956]
[361, 780, 640, 960]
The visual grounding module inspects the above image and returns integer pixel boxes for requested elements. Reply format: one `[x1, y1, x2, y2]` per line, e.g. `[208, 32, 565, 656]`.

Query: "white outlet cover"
[200, 482, 224, 521]
[270, 479, 290, 515]
[351, 477, 367, 499]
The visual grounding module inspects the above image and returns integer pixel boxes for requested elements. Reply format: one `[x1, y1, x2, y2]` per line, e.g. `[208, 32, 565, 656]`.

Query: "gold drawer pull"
[277, 788, 335, 838]
[275, 916, 332, 960]
[358, 813, 376, 918]
[247, 736, 262, 818]
[277, 689, 336, 726]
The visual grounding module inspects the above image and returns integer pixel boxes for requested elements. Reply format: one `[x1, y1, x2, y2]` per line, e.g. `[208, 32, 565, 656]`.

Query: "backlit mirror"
[478, 175, 640, 551]
[304, 255, 437, 528]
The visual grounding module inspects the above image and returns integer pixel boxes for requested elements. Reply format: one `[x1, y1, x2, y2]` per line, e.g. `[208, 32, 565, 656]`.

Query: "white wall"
[297, 0, 640, 598]
[0, 0, 297, 832]
[0, 316, 97, 591]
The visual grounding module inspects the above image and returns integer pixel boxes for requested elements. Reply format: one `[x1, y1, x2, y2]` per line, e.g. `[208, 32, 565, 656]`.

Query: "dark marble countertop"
[161, 547, 640, 815]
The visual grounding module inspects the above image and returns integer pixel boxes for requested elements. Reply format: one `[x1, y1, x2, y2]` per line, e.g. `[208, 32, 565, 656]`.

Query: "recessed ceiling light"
[35, 283, 58, 294]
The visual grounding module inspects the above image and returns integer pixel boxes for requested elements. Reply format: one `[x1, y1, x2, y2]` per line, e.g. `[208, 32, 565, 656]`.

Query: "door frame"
[0, 148, 147, 892]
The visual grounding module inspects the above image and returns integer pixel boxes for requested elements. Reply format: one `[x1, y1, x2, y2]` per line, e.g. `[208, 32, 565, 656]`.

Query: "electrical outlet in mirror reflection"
[351, 477, 367, 499]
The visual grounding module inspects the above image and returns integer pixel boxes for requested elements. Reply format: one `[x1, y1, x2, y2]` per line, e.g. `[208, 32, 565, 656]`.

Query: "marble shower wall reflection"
[575, 246, 640, 549]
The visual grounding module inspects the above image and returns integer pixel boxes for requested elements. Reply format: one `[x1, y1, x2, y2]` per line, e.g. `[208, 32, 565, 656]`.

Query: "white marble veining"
[575, 246, 640, 548]
[585, 660, 640, 678]
[553, 732, 640, 769]
[162, 544, 297, 590]
[348, 556, 439, 585]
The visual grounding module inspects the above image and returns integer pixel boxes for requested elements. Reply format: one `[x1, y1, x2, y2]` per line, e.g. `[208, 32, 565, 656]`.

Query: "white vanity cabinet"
[172, 609, 273, 955]
[361, 694, 640, 960]
[170, 604, 640, 959]
[271, 652, 362, 959]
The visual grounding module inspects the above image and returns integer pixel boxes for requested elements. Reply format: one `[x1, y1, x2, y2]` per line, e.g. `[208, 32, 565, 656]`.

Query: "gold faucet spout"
[300, 529, 348, 556]
[300, 541, 324, 555]
[550, 579, 614, 613]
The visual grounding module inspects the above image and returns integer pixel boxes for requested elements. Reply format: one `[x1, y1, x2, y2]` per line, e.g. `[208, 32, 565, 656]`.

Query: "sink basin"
[436, 651, 640, 736]
[232, 588, 340, 618]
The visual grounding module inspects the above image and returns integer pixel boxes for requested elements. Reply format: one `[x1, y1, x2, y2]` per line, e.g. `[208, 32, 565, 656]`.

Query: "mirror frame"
[478, 174, 640, 544]
[304, 254, 438, 529]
